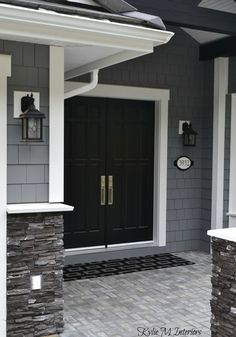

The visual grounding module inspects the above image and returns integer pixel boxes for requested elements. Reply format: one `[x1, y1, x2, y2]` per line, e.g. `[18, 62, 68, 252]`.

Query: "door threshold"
[65, 241, 155, 256]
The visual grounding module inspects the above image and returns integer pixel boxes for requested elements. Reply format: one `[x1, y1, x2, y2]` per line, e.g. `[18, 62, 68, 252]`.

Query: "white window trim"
[227, 93, 236, 227]
[64, 83, 170, 251]
[0, 54, 11, 337]
[211, 57, 229, 230]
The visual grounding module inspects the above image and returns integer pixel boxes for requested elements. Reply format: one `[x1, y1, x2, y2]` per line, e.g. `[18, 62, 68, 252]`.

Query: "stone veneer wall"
[7, 213, 64, 337]
[211, 237, 236, 337]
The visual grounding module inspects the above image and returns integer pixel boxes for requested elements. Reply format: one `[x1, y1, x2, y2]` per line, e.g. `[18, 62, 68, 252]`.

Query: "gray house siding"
[200, 60, 214, 252]
[99, 26, 214, 253]
[0, 40, 49, 204]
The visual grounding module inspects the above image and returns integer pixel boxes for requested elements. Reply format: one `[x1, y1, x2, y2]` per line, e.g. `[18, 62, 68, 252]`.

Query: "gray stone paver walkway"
[61, 251, 211, 337]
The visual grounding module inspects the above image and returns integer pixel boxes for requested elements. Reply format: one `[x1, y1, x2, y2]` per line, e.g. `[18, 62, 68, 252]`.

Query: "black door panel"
[64, 97, 154, 248]
[64, 97, 106, 248]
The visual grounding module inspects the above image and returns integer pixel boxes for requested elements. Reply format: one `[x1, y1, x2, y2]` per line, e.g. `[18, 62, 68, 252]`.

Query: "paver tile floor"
[60, 251, 212, 337]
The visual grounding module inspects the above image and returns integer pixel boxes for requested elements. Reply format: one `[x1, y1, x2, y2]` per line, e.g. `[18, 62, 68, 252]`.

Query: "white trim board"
[64, 83, 170, 251]
[7, 203, 74, 214]
[228, 93, 236, 227]
[0, 54, 11, 337]
[49, 46, 65, 202]
[66, 241, 156, 256]
[208, 228, 236, 243]
[211, 57, 229, 230]
[13, 91, 40, 118]
[65, 83, 170, 101]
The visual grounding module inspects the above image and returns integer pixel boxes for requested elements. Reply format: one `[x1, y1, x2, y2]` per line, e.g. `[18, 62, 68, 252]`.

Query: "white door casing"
[64, 83, 170, 254]
[228, 93, 236, 227]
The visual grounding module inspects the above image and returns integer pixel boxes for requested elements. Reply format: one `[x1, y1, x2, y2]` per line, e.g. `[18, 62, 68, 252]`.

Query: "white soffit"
[199, 0, 236, 14]
[181, 27, 229, 44]
[64, 46, 123, 73]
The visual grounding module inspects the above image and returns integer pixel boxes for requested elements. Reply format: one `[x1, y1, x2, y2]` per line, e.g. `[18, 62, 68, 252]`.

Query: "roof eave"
[0, 4, 174, 49]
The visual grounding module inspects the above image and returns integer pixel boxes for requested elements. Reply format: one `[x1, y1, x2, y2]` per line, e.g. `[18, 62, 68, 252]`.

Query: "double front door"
[64, 97, 155, 249]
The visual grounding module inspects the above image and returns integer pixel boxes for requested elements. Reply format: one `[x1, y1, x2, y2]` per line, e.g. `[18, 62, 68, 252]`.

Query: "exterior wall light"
[182, 122, 198, 146]
[20, 93, 45, 141]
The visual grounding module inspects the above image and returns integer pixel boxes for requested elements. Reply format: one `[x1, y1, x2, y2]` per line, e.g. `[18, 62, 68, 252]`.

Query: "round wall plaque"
[174, 156, 194, 171]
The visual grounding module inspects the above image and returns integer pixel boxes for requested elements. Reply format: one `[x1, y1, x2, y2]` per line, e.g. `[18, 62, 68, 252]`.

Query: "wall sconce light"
[182, 122, 198, 146]
[20, 93, 45, 141]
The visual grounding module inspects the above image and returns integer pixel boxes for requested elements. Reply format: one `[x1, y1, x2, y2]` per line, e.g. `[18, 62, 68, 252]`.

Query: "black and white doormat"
[64, 253, 194, 281]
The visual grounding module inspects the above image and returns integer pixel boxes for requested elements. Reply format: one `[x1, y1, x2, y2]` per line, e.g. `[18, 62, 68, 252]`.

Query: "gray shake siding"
[0, 40, 49, 204]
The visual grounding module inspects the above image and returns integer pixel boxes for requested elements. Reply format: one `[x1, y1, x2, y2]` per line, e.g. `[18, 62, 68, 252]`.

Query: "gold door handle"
[108, 176, 113, 205]
[100, 176, 106, 206]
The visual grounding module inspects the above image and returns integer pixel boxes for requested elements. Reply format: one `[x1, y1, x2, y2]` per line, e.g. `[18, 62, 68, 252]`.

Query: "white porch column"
[211, 57, 229, 229]
[0, 54, 11, 337]
[49, 46, 64, 202]
[228, 94, 236, 227]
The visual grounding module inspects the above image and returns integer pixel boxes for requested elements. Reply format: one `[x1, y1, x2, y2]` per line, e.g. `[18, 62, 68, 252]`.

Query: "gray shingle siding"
[0, 40, 49, 204]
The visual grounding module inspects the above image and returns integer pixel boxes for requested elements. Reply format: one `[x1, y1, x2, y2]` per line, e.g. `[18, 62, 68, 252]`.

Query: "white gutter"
[0, 4, 174, 50]
[64, 69, 99, 99]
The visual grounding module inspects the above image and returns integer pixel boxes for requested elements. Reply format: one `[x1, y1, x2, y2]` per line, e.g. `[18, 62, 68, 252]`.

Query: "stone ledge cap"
[7, 202, 74, 214]
[208, 228, 236, 242]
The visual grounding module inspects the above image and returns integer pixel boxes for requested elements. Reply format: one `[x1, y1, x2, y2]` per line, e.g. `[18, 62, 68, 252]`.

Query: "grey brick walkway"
[61, 251, 211, 337]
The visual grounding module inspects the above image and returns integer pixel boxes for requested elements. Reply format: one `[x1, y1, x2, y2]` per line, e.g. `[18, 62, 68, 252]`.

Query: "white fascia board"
[0, 5, 174, 52]
[7, 203, 74, 214]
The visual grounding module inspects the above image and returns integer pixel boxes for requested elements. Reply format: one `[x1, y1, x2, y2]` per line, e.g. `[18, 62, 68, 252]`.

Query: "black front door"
[64, 97, 154, 249]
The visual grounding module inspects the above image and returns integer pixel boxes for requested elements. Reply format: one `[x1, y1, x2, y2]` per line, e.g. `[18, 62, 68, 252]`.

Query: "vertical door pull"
[108, 176, 113, 205]
[100, 176, 106, 206]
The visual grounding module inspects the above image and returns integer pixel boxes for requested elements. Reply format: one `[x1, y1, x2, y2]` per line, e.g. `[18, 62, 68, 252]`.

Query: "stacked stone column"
[7, 213, 64, 337]
[211, 237, 236, 337]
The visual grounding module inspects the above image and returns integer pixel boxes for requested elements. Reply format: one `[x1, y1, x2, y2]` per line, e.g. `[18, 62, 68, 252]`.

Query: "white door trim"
[228, 93, 236, 227]
[211, 57, 229, 230]
[0, 54, 11, 337]
[65, 83, 170, 254]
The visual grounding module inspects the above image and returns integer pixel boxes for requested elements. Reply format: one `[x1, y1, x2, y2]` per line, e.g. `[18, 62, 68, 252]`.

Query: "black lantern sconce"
[20, 93, 45, 141]
[182, 122, 198, 146]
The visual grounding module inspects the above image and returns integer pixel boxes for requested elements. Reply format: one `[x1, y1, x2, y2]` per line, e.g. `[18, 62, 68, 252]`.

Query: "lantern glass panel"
[189, 134, 196, 146]
[28, 118, 41, 139]
[22, 118, 28, 140]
